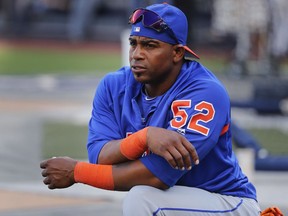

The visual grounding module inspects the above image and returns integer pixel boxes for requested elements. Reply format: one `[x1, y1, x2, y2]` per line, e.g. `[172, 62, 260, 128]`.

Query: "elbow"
[87, 145, 98, 164]
[150, 177, 170, 190]
[158, 183, 170, 190]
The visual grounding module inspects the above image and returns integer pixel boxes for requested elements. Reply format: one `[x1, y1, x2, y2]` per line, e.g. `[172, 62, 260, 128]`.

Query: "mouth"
[131, 65, 147, 74]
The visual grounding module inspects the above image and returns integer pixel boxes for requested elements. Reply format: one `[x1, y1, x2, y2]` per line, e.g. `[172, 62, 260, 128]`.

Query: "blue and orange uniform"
[87, 60, 257, 201]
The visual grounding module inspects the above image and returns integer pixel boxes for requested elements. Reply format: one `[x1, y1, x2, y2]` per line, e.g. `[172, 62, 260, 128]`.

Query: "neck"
[144, 88, 157, 100]
[144, 64, 183, 97]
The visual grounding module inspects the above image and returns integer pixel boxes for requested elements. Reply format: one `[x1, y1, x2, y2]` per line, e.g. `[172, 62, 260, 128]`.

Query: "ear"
[173, 45, 185, 63]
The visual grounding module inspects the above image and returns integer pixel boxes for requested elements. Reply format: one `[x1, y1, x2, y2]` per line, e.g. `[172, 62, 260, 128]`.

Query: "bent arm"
[98, 127, 199, 170]
[40, 157, 169, 191]
[41, 125, 201, 191]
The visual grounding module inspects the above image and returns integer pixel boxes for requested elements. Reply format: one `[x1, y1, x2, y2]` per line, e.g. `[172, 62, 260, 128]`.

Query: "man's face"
[129, 36, 176, 85]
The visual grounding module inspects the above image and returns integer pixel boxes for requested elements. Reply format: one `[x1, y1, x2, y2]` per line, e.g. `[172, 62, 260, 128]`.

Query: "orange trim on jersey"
[220, 124, 230, 136]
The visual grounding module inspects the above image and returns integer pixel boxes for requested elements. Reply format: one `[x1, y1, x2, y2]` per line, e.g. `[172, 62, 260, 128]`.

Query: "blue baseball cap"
[130, 3, 199, 59]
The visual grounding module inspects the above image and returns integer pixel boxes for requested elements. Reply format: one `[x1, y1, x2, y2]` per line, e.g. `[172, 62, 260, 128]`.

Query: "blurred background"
[0, 0, 287, 215]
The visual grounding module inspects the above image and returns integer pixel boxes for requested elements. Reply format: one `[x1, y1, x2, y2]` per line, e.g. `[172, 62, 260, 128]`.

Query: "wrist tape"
[74, 162, 114, 190]
[120, 127, 148, 160]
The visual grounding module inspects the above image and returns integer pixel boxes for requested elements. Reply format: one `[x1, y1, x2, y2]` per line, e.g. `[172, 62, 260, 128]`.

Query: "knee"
[122, 185, 158, 216]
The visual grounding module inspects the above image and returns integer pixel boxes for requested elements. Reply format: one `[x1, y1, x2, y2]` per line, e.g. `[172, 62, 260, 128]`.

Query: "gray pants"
[123, 185, 261, 216]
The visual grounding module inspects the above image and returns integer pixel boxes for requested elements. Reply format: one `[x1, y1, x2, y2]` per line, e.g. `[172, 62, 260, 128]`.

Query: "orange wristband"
[120, 127, 148, 160]
[74, 162, 114, 190]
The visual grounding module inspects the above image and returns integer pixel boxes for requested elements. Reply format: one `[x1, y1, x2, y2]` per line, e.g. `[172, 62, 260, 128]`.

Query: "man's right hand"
[40, 157, 77, 190]
[146, 127, 199, 170]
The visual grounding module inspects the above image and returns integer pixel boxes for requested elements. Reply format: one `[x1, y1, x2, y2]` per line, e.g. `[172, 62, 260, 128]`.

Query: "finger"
[43, 177, 50, 185]
[41, 169, 48, 177]
[40, 160, 48, 169]
[168, 148, 186, 170]
[48, 183, 56, 190]
[181, 139, 199, 165]
[162, 151, 178, 169]
[175, 145, 192, 170]
[189, 146, 199, 165]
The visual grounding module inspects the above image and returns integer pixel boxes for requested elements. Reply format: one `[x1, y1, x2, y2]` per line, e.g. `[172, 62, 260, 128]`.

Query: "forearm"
[75, 159, 169, 191]
[98, 126, 199, 170]
[98, 139, 128, 164]
[98, 128, 149, 165]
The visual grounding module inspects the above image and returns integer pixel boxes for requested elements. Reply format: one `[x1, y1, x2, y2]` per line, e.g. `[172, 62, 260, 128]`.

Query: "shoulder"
[176, 61, 230, 108]
[98, 66, 136, 91]
[185, 61, 221, 83]
[101, 66, 131, 84]
[180, 61, 228, 95]
[95, 66, 141, 103]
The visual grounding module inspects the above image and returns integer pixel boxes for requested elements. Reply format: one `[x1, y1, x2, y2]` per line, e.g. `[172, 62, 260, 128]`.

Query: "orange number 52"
[170, 100, 215, 136]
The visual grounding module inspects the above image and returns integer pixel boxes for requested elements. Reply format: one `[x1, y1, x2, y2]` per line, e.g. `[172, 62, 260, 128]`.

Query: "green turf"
[42, 121, 89, 159]
[0, 47, 121, 76]
[198, 57, 227, 75]
[249, 128, 288, 155]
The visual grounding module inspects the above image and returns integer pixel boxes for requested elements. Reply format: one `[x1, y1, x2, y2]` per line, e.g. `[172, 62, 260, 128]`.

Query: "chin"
[135, 78, 147, 84]
[133, 74, 147, 84]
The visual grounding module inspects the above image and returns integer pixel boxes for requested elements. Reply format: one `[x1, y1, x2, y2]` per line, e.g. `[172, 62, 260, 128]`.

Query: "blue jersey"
[87, 61, 257, 200]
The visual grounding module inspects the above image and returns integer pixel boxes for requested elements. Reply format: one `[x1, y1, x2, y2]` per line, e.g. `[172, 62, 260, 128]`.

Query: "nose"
[130, 45, 144, 61]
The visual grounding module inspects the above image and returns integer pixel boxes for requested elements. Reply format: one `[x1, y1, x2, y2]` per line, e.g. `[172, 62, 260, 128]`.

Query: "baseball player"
[40, 3, 261, 215]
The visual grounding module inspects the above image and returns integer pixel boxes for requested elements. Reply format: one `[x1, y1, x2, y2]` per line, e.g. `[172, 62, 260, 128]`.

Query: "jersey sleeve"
[168, 80, 231, 160]
[140, 79, 231, 187]
[87, 75, 123, 164]
[140, 154, 188, 187]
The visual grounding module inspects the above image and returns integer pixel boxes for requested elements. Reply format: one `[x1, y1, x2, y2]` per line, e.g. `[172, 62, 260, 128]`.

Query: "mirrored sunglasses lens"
[149, 21, 163, 31]
[130, 9, 144, 23]
[142, 11, 161, 26]
[130, 9, 161, 28]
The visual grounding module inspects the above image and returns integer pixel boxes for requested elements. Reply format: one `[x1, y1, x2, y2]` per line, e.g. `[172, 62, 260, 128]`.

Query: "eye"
[144, 43, 156, 48]
[129, 40, 136, 47]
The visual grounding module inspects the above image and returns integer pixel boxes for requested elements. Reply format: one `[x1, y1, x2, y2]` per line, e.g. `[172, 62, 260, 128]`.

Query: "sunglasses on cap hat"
[129, 8, 179, 44]
[129, 8, 168, 32]
[129, 7, 200, 60]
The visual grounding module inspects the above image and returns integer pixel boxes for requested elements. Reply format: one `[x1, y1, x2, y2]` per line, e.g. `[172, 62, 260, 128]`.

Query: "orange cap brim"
[184, 46, 200, 59]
